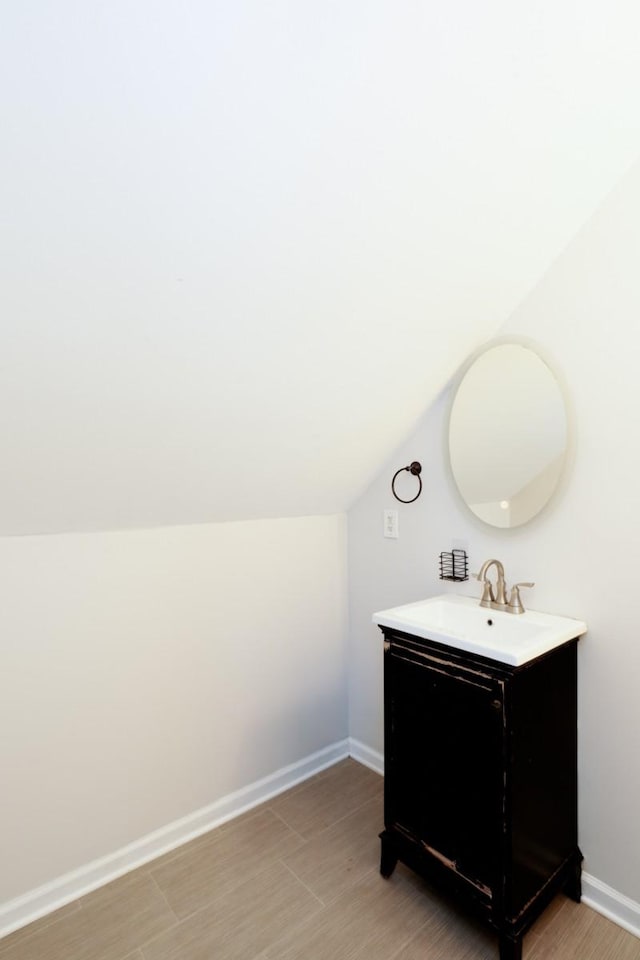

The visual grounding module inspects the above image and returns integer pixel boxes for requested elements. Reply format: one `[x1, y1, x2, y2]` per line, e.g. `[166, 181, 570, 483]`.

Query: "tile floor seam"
[147, 874, 180, 923]
[142, 846, 188, 875]
[265, 806, 308, 845]
[271, 790, 383, 846]
[277, 859, 329, 908]
[136, 916, 182, 960]
[128, 877, 193, 959]
[142, 807, 270, 876]
[138, 860, 328, 960]
[316, 792, 384, 836]
[150, 856, 300, 930]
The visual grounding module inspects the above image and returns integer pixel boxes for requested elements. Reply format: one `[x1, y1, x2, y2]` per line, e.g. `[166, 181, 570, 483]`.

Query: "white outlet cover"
[384, 509, 399, 539]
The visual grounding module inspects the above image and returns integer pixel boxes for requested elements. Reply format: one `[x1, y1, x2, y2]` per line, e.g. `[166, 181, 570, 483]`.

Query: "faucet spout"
[476, 559, 508, 608]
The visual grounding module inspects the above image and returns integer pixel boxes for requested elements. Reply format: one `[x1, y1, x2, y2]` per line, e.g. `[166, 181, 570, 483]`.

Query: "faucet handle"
[475, 577, 495, 608]
[507, 582, 535, 615]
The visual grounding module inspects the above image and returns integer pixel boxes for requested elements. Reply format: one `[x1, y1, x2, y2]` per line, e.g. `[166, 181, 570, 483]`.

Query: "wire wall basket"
[439, 549, 469, 582]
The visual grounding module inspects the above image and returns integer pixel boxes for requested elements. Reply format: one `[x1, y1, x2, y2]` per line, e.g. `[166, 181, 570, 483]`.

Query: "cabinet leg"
[499, 933, 522, 960]
[379, 838, 398, 879]
[564, 857, 582, 903]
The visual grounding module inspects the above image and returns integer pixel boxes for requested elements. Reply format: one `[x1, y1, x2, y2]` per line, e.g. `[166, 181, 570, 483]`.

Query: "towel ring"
[391, 461, 423, 503]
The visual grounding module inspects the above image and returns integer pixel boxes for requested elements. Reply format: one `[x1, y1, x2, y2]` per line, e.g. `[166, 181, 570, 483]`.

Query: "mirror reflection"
[448, 343, 567, 528]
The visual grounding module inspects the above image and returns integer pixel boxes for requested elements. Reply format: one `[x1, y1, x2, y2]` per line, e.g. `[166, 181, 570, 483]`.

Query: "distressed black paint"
[379, 627, 581, 960]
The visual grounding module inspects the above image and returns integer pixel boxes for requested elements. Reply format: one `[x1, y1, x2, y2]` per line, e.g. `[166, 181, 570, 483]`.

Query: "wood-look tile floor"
[2, 759, 639, 960]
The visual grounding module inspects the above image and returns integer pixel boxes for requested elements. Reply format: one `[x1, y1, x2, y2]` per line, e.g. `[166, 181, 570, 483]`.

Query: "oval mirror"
[448, 341, 568, 528]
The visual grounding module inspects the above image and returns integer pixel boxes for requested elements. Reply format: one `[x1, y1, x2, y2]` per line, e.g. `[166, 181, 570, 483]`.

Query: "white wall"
[4, 1, 640, 536]
[348, 158, 640, 906]
[0, 514, 347, 904]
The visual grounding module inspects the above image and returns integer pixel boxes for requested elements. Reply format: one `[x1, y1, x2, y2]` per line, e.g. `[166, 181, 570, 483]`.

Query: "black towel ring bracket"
[391, 461, 423, 503]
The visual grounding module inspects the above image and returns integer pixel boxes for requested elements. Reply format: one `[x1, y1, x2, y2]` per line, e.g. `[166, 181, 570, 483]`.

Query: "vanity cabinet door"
[385, 644, 505, 896]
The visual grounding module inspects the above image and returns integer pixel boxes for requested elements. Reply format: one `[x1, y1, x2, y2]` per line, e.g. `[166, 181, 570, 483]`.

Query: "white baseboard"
[348, 737, 384, 775]
[5, 740, 637, 946]
[0, 739, 349, 940]
[582, 872, 640, 940]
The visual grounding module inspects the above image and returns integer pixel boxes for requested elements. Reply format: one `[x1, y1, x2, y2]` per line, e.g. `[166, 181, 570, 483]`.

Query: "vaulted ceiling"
[3, 1, 640, 534]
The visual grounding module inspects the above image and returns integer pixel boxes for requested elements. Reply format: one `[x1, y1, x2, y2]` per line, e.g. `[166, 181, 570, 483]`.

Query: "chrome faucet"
[475, 558, 508, 610]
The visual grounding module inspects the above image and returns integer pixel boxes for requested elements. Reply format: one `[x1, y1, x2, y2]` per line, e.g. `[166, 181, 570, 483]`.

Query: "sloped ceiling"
[2, 1, 640, 534]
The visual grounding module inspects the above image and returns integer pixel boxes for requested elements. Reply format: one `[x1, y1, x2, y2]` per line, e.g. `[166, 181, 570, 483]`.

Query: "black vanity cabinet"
[378, 626, 582, 960]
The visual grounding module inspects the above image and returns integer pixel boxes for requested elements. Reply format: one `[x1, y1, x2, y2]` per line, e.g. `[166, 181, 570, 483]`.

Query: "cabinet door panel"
[386, 651, 504, 890]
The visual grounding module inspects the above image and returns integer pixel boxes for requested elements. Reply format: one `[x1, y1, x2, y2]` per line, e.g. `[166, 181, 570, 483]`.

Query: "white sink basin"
[373, 594, 587, 666]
